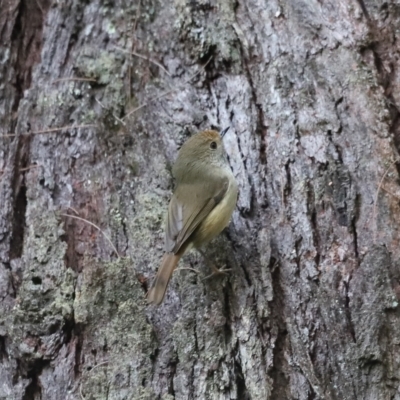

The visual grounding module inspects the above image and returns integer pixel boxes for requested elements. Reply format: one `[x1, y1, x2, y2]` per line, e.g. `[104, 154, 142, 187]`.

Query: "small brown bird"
[147, 128, 238, 305]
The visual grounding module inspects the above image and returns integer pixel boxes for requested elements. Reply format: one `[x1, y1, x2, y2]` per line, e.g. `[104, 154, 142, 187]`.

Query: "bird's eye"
[210, 141, 217, 150]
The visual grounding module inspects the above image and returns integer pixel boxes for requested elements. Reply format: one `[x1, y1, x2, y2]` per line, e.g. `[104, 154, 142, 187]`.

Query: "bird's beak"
[220, 127, 230, 138]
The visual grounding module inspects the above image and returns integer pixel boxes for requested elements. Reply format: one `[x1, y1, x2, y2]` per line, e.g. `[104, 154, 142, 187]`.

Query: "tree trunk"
[1, 0, 400, 399]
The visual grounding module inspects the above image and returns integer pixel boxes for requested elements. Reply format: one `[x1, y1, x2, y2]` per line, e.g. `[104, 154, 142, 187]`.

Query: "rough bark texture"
[1, 0, 400, 399]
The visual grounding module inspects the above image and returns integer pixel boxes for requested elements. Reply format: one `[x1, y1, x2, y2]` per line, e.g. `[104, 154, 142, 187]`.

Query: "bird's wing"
[165, 177, 229, 254]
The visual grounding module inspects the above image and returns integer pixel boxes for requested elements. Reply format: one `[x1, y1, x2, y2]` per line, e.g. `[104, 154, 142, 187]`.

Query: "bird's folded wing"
[165, 177, 229, 254]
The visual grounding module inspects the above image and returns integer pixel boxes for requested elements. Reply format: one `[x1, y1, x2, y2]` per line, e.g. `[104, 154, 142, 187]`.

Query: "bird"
[147, 128, 238, 305]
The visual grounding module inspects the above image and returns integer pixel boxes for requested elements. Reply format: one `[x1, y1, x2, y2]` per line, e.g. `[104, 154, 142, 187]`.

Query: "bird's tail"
[147, 253, 181, 305]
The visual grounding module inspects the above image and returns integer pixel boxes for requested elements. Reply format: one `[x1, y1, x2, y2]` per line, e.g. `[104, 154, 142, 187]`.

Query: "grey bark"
[1, 0, 400, 399]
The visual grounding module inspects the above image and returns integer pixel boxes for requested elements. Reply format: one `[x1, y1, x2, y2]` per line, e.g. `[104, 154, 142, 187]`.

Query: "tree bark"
[1, 0, 400, 399]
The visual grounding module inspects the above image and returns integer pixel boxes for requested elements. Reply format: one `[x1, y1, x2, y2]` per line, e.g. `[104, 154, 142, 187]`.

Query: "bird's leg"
[197, 249, 231, 280]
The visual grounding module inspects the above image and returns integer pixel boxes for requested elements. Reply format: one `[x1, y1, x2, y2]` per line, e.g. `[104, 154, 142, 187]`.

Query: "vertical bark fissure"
[8, 133, 30, 265]
[270, 259, 291, 399]
[21, 359, 49, 400]
[10, 0, 51, 113]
